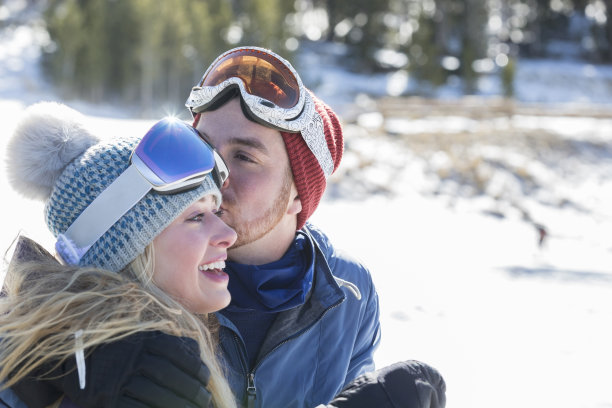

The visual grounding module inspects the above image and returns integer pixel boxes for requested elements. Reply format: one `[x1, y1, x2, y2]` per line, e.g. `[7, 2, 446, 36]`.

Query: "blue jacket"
[216, 224, 381, 408]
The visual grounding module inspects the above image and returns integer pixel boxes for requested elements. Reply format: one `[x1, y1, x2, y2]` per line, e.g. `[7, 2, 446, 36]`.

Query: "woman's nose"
[210, 214, 237, 248]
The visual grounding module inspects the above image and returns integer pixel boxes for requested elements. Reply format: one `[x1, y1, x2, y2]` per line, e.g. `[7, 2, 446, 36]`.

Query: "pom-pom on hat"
[6, 102, 221, 272]
[280, 92, 343, 230]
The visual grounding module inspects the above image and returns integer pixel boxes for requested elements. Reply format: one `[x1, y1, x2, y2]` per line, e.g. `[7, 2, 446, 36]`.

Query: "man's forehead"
[195, 100, 286, 155]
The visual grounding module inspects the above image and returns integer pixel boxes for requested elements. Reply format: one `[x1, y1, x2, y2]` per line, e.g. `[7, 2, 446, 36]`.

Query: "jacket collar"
[8, 235, 58, 267]
[216, 226, 347, 359]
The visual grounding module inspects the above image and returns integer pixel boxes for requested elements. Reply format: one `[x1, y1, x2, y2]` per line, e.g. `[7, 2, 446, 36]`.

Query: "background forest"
[2, 0, 611, 115]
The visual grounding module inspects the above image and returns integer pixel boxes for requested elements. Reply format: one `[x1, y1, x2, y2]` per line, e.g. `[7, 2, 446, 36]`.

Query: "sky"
[2, 17, 612, 408]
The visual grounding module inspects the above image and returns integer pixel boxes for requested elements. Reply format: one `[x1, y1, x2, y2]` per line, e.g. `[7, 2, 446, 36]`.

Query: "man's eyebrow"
[227, 136, 269, 154]
[197, 129, 269, 155]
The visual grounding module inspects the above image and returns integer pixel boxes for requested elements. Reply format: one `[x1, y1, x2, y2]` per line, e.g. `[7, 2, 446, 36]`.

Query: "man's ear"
[287, 182, 302, 216]
[288, 194, 302, 216]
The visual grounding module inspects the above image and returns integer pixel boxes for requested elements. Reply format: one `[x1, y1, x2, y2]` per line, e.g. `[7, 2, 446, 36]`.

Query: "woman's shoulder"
[9, 235, 57, 266]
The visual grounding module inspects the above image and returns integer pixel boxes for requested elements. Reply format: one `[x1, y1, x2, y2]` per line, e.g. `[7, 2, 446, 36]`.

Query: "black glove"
[327, 360, 446, 408]
[13, 331, 212, 408]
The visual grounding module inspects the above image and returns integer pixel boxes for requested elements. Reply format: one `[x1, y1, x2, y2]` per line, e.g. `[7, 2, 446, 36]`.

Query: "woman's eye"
[188, 213, 205, 222]
[214, 209, 225, 217]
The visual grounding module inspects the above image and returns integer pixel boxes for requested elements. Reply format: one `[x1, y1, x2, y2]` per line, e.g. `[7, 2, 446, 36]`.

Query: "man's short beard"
[230, 167, 293, 249]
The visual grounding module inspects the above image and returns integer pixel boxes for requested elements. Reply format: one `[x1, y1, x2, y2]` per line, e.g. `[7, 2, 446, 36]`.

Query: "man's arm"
[344, 270, 381, 384]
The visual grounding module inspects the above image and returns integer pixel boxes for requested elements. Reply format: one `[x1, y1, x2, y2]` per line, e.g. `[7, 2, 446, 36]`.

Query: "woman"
[0, 102, 237, 408]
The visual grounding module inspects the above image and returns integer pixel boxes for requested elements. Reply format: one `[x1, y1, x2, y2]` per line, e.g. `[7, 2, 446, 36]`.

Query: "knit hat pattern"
[46, 138, 219, 272]
[281, 92, 343, 230]
[8, 102, 220, 273]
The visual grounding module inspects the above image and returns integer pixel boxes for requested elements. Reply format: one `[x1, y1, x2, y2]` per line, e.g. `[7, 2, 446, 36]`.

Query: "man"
[185, 47, 444, 408]
[184, 46, 381, 407]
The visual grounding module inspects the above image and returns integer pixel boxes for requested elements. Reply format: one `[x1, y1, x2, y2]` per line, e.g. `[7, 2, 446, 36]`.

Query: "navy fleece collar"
[224, 231, 315, 313]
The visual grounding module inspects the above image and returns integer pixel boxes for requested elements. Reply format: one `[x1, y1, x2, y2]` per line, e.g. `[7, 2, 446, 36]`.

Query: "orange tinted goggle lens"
[201, 49, 300, 109]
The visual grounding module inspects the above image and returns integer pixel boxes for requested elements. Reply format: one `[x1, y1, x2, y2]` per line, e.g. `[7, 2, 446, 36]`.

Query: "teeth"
[198, 261, 226, 271]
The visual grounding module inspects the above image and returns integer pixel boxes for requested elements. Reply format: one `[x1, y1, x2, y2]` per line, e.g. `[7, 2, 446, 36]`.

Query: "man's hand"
[326, 360, 446, 408]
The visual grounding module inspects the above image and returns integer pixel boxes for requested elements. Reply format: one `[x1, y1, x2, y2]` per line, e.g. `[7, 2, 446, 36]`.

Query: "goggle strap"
[241, 99, 334, 177]
[190, 84, 334, 177]
[293, 105, 334, 177]
[59, 164, 151, 261]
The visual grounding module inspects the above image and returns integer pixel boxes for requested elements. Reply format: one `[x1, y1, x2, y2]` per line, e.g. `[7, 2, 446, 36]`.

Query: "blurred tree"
[316, 0, 391, 70]
[44, 0, 143, 102]
[43, 0, 236, 114]
[105, 1, 141, 102]
[190, 0, 235, 68]
[501, 55, 516, 97]
[235, 0, 294, 51]
[77, 0, 107, 101]
[458, 0, 488, 93]
[324, 0, 340, 42]
[39, 0, 610, 107]
[585, 0, 612, 62]
[604, 0, 612, 61]
[408, 0, 446, 88]
[402, 0, 488, 93]
[43, 0, 86, 98]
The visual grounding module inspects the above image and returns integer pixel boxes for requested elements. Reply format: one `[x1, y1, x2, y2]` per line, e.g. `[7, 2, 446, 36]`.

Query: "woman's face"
[153, 195, 237, 314]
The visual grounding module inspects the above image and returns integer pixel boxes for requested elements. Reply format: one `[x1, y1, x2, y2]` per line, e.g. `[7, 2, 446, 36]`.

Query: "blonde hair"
[0, 240, 236, 408]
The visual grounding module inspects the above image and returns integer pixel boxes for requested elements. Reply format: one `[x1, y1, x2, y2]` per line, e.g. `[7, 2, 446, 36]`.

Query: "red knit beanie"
[281, 91, 343, 230]
[192, 92, 343, 230]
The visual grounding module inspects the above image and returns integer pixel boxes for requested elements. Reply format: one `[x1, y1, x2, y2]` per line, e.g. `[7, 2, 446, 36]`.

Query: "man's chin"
[228, 239, 248, 251]
[227, 226, 270, 255]
[227, 225, 256, 251]
[227, 239, 253, 263]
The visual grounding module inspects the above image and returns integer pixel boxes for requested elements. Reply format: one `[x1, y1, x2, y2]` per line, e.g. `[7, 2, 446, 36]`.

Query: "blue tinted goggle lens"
[133, 118, 227, 191]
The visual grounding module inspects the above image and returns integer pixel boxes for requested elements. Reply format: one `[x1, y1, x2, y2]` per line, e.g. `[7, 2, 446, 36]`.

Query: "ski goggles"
[185, 46, 334, 176]
[132, 118, 228, 193]
[56, 118, 229, 265]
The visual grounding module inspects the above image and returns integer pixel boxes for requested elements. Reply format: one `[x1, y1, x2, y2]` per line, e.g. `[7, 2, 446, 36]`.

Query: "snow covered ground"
[2, 20, 612, 408]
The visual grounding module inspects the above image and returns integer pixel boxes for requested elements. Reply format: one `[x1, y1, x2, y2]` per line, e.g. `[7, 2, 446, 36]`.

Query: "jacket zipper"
[246, 372, 256, 408]
[230, 332, 253, 408]
[240, 298, 345, 407]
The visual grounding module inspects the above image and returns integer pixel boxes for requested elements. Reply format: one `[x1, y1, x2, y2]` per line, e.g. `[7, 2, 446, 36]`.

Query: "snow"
[2, 22, 612, 408]
[311, 195, 612, 408]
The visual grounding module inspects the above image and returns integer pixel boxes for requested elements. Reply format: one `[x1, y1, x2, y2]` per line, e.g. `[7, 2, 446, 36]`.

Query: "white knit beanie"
[6, 102, 221, 272]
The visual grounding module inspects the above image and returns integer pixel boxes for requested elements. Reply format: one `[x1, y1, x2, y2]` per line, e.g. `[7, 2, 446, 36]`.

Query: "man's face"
[196, 98, 300, 262]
